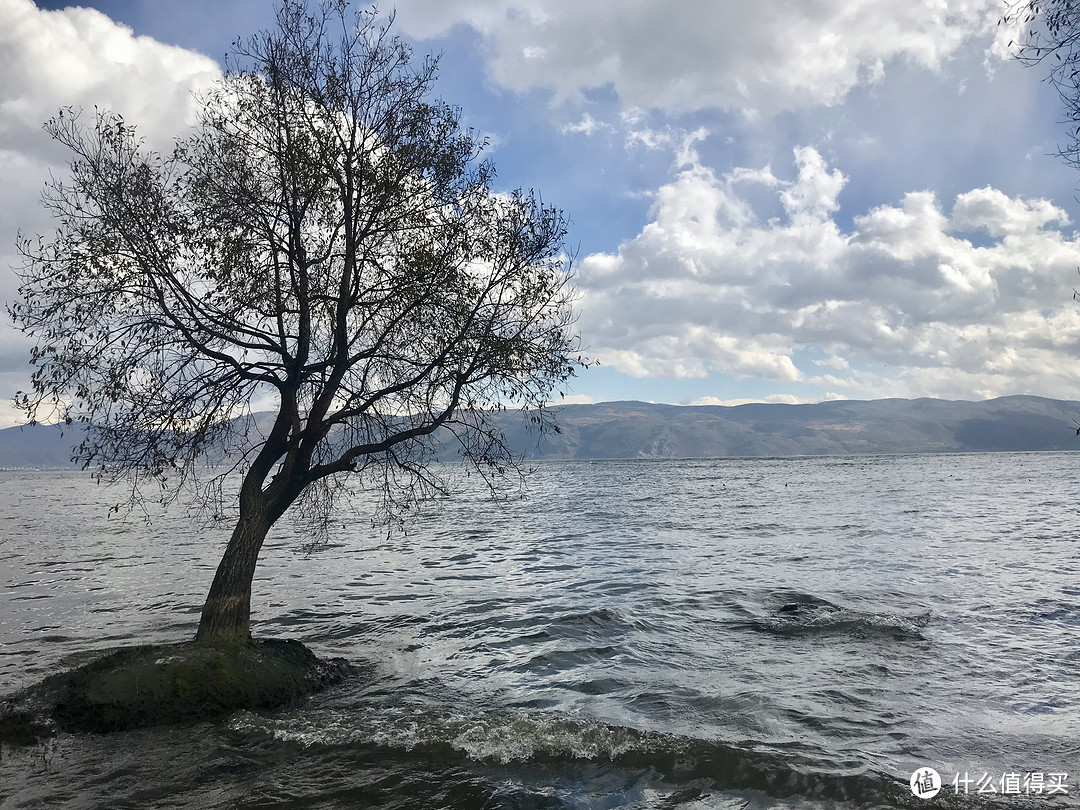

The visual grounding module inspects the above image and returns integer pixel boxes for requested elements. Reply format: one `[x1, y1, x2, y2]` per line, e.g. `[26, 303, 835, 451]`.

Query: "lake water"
[1, 453, 1079, 809]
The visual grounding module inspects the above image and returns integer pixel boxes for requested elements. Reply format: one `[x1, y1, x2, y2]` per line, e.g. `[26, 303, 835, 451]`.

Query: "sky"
[2, 0, 1080, 426]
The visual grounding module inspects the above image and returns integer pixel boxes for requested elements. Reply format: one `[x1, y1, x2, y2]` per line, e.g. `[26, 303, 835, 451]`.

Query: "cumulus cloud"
[576, 144, 1080, 400]
[689, 394, 821, 407]
[559, 112, 606, 136]
[394, 0, 1000, 114]
[0, 0, 221, 426]
[556, 393, 596, 405]
[0, 0, 219, 154]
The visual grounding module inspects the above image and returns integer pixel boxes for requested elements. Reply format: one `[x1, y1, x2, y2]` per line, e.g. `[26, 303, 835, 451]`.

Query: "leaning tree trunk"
[195, 502, 273, 643]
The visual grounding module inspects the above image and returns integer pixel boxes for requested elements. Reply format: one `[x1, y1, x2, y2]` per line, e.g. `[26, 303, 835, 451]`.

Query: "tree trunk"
[195, 503, 272, 643]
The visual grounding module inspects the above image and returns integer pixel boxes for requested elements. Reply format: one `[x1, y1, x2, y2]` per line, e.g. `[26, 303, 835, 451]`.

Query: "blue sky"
[2, 0, 1080, 426]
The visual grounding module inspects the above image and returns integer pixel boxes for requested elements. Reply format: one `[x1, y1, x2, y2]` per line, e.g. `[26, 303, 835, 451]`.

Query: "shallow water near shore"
[1, 452, 1079, 808]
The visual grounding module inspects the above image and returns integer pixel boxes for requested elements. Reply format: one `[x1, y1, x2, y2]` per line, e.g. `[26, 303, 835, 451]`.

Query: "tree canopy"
[9, 1, 585, 641]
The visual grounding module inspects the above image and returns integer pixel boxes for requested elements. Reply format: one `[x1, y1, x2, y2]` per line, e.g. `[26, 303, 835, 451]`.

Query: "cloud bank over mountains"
[391, 0, 1080, 402]
[0, 0, 1076, 424]
[576, 143, 1080, 401]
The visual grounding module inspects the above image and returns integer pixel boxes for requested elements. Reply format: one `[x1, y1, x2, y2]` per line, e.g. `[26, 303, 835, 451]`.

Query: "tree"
[1003, 0, 1080, 168]
[10, 1, 584, 643]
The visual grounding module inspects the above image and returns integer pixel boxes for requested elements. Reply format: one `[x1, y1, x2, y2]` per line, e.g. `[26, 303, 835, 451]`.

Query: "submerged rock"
[0, 638, 352, 741]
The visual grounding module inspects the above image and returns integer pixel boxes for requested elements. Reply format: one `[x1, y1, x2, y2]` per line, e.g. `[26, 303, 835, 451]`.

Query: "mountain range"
[2, 395, 1079, 469]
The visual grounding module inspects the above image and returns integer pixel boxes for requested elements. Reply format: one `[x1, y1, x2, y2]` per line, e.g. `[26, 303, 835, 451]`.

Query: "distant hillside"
[486, 395, 1080, 459]
[494, 397, 1080, 460]
[0, 422, 87, 469]
[2, 395, 1079, 469]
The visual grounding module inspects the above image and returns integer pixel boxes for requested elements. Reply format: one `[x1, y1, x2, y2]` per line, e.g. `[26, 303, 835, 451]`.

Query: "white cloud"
[560, 112, 607, 136]
[0, 0, 219, 153]
[555, 393, 596, 405]
[780, 147, 846, 220]
[950, 186, 1069, 237]
[576, 145, 1080, 400]
[690, 394, 810, 407]
[395, 0, 1001, 114]
[814, 355, 851, 370]
[625, 126, 673, 151]
[0, 0, 222, 427]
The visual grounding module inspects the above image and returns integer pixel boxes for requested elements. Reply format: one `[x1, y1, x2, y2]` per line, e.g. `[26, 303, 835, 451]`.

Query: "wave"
[231, 707, 934, 807]
[737, 593, 932, 641]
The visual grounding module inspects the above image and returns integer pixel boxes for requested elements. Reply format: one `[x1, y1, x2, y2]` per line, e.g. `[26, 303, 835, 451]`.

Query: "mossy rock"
[0, 638, 352, 740]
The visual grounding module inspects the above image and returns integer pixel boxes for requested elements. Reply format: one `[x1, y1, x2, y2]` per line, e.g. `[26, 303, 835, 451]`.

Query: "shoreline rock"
[0, 638, 352, 743]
